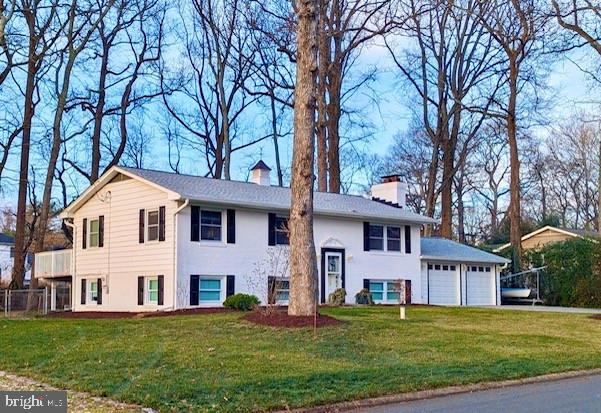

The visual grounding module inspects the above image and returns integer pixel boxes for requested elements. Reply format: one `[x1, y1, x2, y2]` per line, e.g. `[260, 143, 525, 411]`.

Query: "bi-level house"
[34, 162, 508, 312]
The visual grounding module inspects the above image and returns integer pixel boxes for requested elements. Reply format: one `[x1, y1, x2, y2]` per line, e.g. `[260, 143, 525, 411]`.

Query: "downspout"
[171, 199, 189, 311]
[64, 220, 76, 310]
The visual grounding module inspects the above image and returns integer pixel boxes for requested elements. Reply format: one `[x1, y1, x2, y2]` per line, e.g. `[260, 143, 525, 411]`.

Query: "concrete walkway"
[351, 373, 601, 413]
[479, 305, 601, 314]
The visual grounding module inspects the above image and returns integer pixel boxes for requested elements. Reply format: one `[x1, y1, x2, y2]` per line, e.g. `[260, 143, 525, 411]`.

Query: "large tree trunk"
[440, 108, 461, 239]
[316, 0, 329, 192]
[11, 24, 36, 290]
[288, 0, 318, 317]
[326, 58, 341, 193]
[507, 59, 522, 272]
[270, 93, 284, 186]
[90, 40, 109, 183]
[423, 141, 439, 236]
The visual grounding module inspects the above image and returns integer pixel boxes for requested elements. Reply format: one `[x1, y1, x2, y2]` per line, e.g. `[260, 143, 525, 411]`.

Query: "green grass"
[1, 306, 601, 412]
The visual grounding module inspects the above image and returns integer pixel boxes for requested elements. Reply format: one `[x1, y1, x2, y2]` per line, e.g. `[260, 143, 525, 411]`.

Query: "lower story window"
[88, 280, 98, 304]
[275, 278, 289, 303]
[200, 278, 221, 302]
[147, 277, 159, 303]
[369, 280, 400, 303]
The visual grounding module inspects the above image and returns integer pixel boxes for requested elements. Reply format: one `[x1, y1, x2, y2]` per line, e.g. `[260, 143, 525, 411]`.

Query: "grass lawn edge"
[282, 368, 601, 413]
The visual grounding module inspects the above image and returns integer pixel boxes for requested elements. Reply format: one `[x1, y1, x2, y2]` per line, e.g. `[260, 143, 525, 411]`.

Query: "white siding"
[176, 207, 424, 307]
[72, 177, 178, 311]
[0, 245, 12, 285]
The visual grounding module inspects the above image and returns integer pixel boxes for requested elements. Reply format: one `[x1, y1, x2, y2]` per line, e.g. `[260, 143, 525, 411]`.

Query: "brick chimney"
[250, 160, 272, 186]
[371, 175, 407, 208]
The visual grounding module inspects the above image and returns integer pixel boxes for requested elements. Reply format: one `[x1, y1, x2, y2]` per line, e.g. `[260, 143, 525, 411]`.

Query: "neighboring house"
[0, 233, 32, 287]
[494, 226, 599, 253]
[35, 162, 508, 312]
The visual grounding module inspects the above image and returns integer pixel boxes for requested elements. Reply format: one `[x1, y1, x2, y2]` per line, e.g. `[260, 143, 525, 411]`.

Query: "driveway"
[351, 374, 601, 413]
[479, 305, 601, 314]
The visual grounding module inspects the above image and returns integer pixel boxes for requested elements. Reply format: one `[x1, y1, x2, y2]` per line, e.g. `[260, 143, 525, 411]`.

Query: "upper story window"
[201, 210, 222, 241]
[275, 216, 289, 245]
[89, 219, 100, 248]
[147, 210, 159, 242]
[369, 224, 401, 252]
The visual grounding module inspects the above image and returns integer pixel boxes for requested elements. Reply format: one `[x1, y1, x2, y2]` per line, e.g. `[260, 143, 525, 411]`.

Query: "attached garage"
[426, 263, 459, 305]
[420, 238, 509, 306]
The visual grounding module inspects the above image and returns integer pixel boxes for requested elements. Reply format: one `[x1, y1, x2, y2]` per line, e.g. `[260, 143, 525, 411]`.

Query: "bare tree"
[11, 0, 67, 288]
[474, 0, 549, 270]
[288, 0, 318, 317]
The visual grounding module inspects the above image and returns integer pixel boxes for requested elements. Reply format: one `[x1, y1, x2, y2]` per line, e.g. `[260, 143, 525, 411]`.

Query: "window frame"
[88, 218, 100, 248]
[198, 276, 223, 303]
[88, 279, 98, 304]
[369, 280, 402, 304]
[146, 209, 160, 242]
[368, 224, 403, 252]
[146, 276, 159, 304]
[200, 210, 223, 242]
[274, 216, 290, 245]
[274, 277, 289, 304]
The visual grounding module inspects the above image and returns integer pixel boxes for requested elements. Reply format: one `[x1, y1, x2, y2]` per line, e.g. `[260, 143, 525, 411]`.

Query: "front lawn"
[1, 306, 601, 412]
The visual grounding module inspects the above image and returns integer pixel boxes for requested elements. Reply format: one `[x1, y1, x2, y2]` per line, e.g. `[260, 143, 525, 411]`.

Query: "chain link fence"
[0, 289, 49, 318]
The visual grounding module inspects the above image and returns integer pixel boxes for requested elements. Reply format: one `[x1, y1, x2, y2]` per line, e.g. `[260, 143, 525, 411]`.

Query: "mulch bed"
[590, 315, 601, 321]
[242, 309, 344, 328]
[46, 307, 232, 319]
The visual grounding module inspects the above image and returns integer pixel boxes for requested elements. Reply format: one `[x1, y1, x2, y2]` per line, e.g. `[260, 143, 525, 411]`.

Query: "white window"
[88, 280, 98, 304]
[275, 216, 289, 245]
[369, 280, 401, 303]
[275, 278, 289, 303]
[369, 224, 402, 252]
[147, 277, 159, 303]
[200, 211, 222, 241]
[199, 278, 222, 302]
[147, 210, 159, 242]
[89, 219, 100, 248]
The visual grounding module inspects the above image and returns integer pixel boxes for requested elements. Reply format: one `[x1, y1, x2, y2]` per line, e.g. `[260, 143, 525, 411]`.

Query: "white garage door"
[466, 265, 495, 305]
[427, 263, 459, 305]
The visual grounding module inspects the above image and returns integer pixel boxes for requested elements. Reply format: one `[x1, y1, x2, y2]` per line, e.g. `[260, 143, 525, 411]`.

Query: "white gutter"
[171, 199, 189, 311]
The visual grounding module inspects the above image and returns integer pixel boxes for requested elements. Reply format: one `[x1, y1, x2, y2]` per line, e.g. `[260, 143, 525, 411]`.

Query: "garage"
[421, 237, 509, 306]
[466, 265, 496, 305]
[427, 263, 459, 305]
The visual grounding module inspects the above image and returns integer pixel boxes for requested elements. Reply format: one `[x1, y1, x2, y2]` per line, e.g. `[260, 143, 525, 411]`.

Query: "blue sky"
[0, 43, 595, 210]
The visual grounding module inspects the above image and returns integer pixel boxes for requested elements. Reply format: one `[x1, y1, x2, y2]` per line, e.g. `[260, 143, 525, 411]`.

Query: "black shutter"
[267, 276, 275, 305]
[268, 213, 276, 246]
[363, 222, 370, 251]
[226, 275, 235, 297]
[81, 279, 86, 304]
[227, 209, 236, 244]
[82, 218, 87, 249]
[159, 206, 166, 242]
[98, 216, 104, 247]
[405, 280, 412, 304]
[97, 278, 102, 305]
[190, 275, 199, 305]
[404, 225, 412, 253]
[363, 279, 370, 290]
[191, 206, 200, 242]
[158, 275, 164, 305]
[139, 209, 145, 244]
[137, 276, 144, 305]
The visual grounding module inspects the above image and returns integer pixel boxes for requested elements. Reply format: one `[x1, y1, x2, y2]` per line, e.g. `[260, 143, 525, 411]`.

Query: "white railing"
[34, 249, 72, 278]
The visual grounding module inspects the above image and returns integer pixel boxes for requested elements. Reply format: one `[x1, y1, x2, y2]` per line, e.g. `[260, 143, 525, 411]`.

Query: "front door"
[321, 249, 345, 303]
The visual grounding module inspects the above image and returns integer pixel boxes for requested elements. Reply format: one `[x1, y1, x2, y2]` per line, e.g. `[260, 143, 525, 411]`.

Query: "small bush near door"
[223, 294, 260, 311]
[328, 288, 346, 306]
[355, 289, 374, 305]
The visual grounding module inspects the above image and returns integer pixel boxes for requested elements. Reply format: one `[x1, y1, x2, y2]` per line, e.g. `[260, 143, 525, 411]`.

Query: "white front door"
[325, 252, 343, 298]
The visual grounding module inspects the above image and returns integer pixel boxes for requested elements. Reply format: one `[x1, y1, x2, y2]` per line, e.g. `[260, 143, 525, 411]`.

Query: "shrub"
[328, 288, 346, 306]
[223, 294, 260, 311]
[355, 288, 374, 305]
